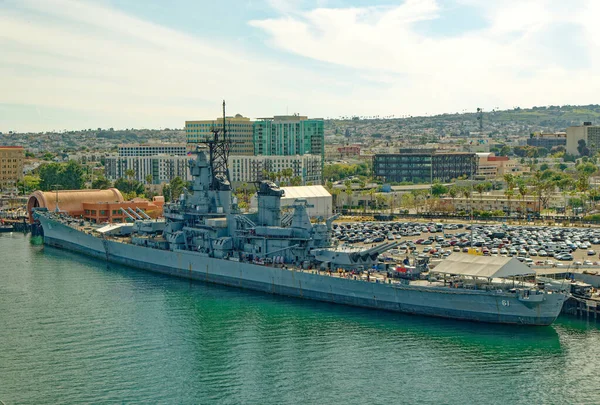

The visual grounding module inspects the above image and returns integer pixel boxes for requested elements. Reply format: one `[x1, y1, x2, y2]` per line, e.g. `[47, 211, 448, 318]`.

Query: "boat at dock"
[33, 103, 567, 326]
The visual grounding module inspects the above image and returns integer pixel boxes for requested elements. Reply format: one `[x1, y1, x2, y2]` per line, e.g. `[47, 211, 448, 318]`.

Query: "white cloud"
[0, 0, 349, 131]
[1, 0, 600, 132]
[250, 0, 600, 115]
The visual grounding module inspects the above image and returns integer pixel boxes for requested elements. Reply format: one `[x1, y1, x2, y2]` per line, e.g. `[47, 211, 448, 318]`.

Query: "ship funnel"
[257, 181, 284, 227]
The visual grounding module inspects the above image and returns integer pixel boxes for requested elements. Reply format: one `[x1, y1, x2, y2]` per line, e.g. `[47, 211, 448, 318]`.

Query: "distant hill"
[325, 104, 600, 140]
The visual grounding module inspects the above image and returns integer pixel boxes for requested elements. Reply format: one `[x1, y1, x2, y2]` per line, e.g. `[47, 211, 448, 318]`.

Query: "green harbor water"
[1, 232, 600, 404]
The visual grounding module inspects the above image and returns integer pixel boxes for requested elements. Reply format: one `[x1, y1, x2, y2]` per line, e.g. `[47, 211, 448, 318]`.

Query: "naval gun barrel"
[136, 207, 151, 220]
[375, 241, 400, 254]
[360, 242, 392, 256]
[357, 243, 391, 261]
[326, 213, 341, 228]
[127, 207, 143, 220]
[360, 241, 399, 261]
[120, 208, 136, 221]
[370, 241, 401, 261]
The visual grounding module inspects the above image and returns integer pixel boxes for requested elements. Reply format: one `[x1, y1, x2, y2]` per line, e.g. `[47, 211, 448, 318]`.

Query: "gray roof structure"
[433, 254, 535, 278]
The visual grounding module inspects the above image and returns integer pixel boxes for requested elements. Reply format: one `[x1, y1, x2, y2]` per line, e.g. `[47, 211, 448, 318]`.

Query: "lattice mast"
[207, 100, 232, 189]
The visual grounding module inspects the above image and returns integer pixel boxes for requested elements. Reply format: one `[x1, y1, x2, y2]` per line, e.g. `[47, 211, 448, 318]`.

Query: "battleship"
[34, 103, 567, 326]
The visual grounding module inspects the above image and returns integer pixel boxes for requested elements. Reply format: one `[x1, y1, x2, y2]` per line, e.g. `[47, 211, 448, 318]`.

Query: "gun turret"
[360, 241, 399, 261]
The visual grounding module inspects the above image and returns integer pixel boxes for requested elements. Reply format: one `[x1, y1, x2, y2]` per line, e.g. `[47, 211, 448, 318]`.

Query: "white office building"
[228, 154, 322, 185]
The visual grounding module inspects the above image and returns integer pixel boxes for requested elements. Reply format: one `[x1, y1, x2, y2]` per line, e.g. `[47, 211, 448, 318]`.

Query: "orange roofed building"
[82, 197, 164, 223]
[28, 188, 164, 223]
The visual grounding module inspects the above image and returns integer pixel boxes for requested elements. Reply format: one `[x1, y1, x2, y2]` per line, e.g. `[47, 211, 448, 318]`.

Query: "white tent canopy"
[432, 254, 535, 278]
[251, 185, 332, 218]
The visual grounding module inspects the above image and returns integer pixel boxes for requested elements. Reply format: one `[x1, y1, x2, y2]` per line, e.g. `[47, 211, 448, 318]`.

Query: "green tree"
[518, 181, 528, 214]
[461, 186, 472, 215]
[412, 190, 429, 214]
[17, 175, 40, 194]
[92, 176, 112, 190]
[530, 172, 554, 214]
[62, 161, 86, 190]
[145, 174, 153, 185]
[504, 188, 514, 214]
[344, 180, 353, 207]
[448, 185, 459, 204]
[474, 183, 486, 202]
[38, 161, 85, 191]
[577, 139, 590, 156]
[503, 173, 515, 189]
[38, 163, 61, 191]
[290, 176, 302, 186]
[164, 176, 185, 202]
[114, 177, 144, 197]
[375, 194, 388, 210]
[557, 177, 574, 214]
[576, 161, 597, 177]
[125, 169, 136, 180]
[498, 145, 511, 156]
[280, 168, 294, 184]
[431, 182, 448, 197]
[400, 193, 415, 211]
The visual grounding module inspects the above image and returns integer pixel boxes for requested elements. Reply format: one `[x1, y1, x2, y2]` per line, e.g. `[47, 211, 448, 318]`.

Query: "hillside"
[325, 104, 600, 141]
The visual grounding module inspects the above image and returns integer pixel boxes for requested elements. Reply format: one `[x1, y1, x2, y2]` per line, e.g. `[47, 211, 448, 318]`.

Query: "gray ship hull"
[39, 216, 566, 326]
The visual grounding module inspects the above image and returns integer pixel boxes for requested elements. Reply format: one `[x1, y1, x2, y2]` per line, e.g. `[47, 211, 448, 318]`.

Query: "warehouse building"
[250, 185, 332, 218]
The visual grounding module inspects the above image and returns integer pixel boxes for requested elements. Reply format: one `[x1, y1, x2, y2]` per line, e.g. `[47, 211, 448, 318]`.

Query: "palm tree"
[281, 168, 293, 182]
[368, 188, 376, 212]
[504, 188, 514, 215]
[588, 188, 599, 213]
[474, 183, 486, 206]
[503, 173, 515, 190]
[461, 186, 472, 215]
[576, 174, 590, 216]
[503, 174, 516, 215]
[331, 188, 341, 211]
[518, 181, 528, 215]
[125, 169, 135, 180]
[448, 186, 458, 210]
[344, 180, 353, 210]
[145, 174, 153, 185]
[557, 177, 573, 216]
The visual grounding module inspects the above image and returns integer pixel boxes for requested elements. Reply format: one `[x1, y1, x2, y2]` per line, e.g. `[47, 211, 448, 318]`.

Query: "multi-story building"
[118, 144, 187, 157]
[105, 155, 191, 184]
[67, 152, 112, 164]
[337, 145, 361, 157]
[527, 132, 566, 149]
[440, 194, 538, 213]
[373, 149, 477, 183]
[0, 146, 24, 189]
[566, 122, 600, 156]
[186, 115, 254, 155]
[253, 115, 324, 161]
[228, 154, 322, 185]
[475, 153, 529, 180]
[104, 143, 191, 184]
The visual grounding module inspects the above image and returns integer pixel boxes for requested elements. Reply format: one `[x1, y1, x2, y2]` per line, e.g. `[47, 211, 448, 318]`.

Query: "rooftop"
[433, 254, 535, 278]
[281, 185, 331, 199]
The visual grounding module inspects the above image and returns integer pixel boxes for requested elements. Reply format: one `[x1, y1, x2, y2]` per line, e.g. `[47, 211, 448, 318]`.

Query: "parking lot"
[332, 221, 600, 268]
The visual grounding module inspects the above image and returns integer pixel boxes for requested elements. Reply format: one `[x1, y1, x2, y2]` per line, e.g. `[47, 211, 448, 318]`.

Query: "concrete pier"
[562, 297, 600, 321]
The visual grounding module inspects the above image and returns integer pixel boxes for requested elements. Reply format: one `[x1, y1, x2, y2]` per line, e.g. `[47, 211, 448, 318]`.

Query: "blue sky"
[1, 0, 600, 132]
